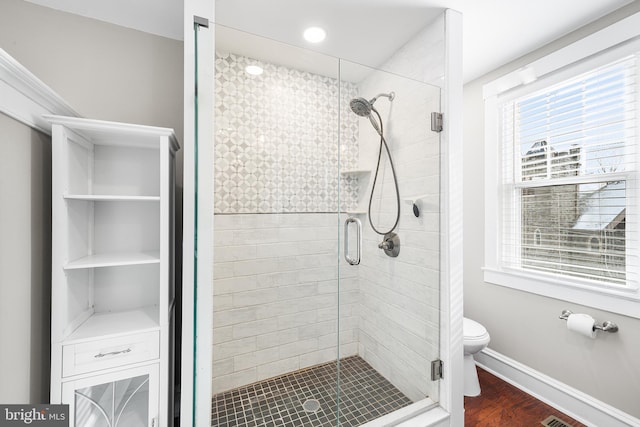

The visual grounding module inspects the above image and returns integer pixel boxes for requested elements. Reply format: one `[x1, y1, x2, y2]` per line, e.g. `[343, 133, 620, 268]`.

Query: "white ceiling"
[24, 0, 633, 82]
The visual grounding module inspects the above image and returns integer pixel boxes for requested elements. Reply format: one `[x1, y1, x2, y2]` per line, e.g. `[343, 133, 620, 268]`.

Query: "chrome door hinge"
[431, 112, 443, 132]
[194, 15, 209, 28]
[431, 359, 443, 380]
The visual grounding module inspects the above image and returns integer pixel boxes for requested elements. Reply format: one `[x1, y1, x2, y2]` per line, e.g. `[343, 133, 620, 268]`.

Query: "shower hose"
[367, 108, 401, 236]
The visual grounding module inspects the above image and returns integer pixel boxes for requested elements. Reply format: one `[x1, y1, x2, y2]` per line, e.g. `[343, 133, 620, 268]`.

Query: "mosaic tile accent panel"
[211, 356, 413, 427]
[214, 52, 360, 214]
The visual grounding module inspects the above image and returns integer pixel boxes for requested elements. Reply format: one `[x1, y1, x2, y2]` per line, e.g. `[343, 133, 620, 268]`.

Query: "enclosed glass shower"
[200, 20, 444, 426]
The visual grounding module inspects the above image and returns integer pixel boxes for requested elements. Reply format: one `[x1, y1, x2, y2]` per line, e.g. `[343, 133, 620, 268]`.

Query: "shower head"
[349, 92, 395, 136]
[349, 92, 395, 117]
[349, 97, 373, 117]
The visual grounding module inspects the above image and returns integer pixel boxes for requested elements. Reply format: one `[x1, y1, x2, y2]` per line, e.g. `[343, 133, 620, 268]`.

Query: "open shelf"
[64, 306, 160, 344]
[340, 169, 371, 176]
[65, 199, 160, 263]
[65, 194, 160, 202]
[404, 194, 430, 204]
[63, 137, 161, 197]
[342, 210, 367, 216]
[64, 251, 160, 270]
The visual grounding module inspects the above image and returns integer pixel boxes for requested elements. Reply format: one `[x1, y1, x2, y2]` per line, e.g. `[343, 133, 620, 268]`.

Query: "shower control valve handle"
[378, 240, 394, 251]
[378, 233, 400, 258]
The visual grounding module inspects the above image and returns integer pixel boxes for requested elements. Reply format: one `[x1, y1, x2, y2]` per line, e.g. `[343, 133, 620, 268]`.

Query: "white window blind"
[499, 54, 638, 286]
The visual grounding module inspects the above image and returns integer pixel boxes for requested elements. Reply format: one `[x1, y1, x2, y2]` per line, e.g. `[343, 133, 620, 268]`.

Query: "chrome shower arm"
[370, 91, 395, 104]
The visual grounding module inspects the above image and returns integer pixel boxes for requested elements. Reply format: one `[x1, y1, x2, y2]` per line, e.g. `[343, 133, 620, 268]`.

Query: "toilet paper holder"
[559, 310, 619, 333]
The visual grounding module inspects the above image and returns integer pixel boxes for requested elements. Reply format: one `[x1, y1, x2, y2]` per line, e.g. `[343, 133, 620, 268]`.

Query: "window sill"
[483, 267, 640, 319]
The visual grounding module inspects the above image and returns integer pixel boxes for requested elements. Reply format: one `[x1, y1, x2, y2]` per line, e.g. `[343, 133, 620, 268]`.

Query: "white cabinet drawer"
[62, 331, 159, 377]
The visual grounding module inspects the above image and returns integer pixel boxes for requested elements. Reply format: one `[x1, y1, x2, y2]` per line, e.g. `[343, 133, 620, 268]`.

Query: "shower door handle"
[344, 217, 362, 266]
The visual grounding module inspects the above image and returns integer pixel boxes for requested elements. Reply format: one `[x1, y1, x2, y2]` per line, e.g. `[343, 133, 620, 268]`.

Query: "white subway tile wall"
[212, 213, 359, 394]
[351, 24, 443, 402]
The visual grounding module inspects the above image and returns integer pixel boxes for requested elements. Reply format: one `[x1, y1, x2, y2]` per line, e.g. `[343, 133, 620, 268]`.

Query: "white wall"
[353, 18, 445, 403]
[212, 213, 359, 393]
[463, 2, 640, 419]
[356, 70, 441, 402]
[0, 113, 51, 403]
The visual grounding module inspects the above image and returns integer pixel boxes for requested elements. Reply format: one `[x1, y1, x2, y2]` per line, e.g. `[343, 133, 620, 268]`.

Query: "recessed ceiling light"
[303, 27, 326, 43]
[245, 65, 263, 76]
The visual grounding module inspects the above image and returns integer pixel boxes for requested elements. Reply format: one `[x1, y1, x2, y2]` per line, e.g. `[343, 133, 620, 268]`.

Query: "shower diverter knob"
[378, 233, 400, 258]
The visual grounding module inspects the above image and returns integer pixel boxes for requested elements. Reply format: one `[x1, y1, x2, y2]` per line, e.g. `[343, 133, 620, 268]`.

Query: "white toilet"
[463, 317, 490, 397]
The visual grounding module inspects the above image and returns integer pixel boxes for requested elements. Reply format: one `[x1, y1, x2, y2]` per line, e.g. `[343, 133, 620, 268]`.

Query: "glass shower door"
[206, 22, 442, 427]
[337, 59, 442, 424]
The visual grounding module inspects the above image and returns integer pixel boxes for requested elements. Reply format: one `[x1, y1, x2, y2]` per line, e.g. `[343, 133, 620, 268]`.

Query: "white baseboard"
[474, 348, 640, 427]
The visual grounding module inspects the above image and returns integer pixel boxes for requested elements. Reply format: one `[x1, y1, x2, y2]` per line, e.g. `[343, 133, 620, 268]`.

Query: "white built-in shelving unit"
[47, 115, 178, 427]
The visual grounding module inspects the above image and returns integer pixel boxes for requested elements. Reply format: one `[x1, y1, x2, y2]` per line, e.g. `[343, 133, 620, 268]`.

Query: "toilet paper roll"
[566, 313, 597, 338]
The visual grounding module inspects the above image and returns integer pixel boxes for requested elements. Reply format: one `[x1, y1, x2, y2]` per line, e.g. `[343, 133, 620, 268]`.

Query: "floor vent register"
[541, 415, 574, 427]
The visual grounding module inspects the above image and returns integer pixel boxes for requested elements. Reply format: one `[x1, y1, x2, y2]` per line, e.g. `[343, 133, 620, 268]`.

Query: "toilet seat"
[464, 317, 488, 340]
[465, 334, 490, 343]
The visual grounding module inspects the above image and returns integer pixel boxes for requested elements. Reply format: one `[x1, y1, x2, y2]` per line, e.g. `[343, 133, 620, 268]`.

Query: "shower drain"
[302, 399, 321, 413]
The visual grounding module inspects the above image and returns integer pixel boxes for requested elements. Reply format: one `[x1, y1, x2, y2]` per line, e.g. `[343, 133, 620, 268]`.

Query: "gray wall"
[463, 2, 640, 419]
[0, 0, 183, 403]
[0, 0, 183, 140]
[0, 113, 51, 404]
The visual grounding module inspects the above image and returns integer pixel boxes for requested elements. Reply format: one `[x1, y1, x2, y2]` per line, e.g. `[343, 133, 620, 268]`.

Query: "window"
[483, 17, 640, 318]
[588, 236, 602, 252]
[533, 228, 542, 247]
[501, 56, 635, 286]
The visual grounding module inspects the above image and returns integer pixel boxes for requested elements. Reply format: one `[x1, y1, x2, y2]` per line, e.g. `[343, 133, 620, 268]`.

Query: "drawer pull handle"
[94, 348, 132, 358]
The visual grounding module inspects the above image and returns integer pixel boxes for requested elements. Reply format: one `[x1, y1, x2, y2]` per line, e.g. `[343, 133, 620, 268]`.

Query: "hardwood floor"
[464, 367, 588, 427]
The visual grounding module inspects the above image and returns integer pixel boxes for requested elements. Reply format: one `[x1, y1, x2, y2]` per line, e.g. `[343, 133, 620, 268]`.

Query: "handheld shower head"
[349, 91, 395, 136]
[348, 91, 401, 238]
[348, 92, 395, 118]
[349, 97, 373, 117]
